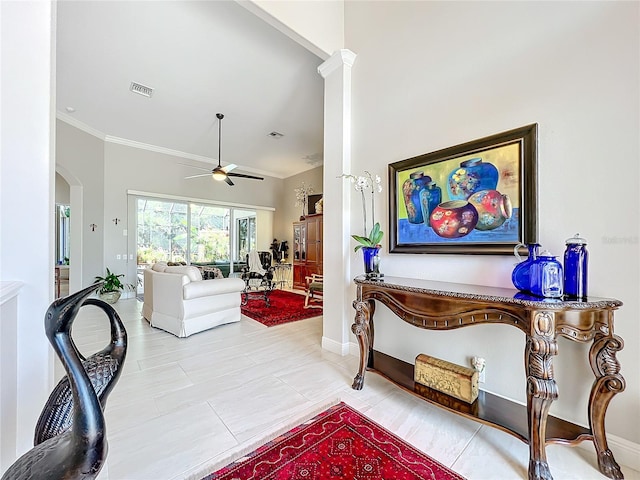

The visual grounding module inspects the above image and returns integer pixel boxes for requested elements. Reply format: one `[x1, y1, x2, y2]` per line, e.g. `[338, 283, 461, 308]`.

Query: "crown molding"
[56, 111, 285, 179]
[56, 112, 106, 140]
[104, 135, 216, 164]
[106, 136, 282, 178]
[317, 49, 357, 78]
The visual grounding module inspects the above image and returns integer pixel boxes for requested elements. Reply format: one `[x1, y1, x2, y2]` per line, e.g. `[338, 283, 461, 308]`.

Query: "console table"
[351, 276, 625, 480]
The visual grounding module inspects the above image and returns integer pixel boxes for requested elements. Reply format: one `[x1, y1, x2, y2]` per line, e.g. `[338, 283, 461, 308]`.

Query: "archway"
[55, 164, 83, 294]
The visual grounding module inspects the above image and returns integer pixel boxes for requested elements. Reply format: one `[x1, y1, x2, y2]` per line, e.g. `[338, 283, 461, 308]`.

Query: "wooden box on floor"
[414, 354, 478, 404]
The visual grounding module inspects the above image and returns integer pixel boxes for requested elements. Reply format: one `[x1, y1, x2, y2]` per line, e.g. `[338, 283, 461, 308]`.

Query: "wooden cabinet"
[293, 214, 322, 290]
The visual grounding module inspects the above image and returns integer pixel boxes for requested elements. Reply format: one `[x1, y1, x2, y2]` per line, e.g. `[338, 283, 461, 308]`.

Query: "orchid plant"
[341, 171, 383, 252]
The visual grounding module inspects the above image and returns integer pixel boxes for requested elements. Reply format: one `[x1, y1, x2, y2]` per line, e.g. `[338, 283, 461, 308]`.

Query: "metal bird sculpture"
[34, 297, 127, 445]
[1, 283, 125, 480]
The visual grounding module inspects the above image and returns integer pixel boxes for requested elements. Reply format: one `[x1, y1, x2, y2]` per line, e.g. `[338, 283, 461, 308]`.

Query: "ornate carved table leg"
[525, 312, 559, 480]
[351, 293, 375, 390]
[588, 329, 626, 479]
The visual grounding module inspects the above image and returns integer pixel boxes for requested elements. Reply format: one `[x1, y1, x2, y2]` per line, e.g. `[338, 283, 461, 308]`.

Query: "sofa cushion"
[197, 266, 224, 280]
[165, 265, 202, 282]
[152, 261, 168, 272]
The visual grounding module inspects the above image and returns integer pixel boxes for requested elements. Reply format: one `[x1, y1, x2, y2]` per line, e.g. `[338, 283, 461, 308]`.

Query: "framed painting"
[389, 124, 538, 254]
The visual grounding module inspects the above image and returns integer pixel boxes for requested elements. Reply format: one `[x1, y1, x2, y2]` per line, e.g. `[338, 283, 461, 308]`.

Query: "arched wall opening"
[55, 164, 83, 293]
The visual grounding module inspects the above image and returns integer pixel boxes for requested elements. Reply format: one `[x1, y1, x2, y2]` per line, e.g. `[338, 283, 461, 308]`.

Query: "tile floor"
[59, 297, 638, 480]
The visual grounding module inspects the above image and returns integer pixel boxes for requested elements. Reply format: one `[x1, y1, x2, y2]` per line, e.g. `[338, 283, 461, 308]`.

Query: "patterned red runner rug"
[203, 402, 465, 480]
[240, 289, 321, 327]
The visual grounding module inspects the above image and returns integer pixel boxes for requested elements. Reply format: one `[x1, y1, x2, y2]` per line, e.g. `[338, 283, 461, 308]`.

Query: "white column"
[0, 0, 55, 461]
[318, 50, 356, 355]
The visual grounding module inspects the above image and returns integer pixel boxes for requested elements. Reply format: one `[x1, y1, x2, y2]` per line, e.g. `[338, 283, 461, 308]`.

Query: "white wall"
[345, 1, 639, 445]
[255, 209, 274, 251]
[275, 166, 323, 262]
[55, 173, 70, 204]
[56, 122, 282, 287]
[0, 0, 55, 461]
[56, 120, 105, 287]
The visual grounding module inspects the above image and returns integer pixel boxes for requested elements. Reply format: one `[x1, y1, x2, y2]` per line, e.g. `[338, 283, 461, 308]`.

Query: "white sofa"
[142, 262, 245, 337]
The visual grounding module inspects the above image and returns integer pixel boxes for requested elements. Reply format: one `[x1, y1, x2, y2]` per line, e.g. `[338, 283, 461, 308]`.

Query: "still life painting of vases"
[397, 142, 520, 245]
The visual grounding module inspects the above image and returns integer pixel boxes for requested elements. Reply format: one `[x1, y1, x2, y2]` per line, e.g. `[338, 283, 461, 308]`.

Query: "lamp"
[212, 170, 226, 181]
[279, 241, 288, 261]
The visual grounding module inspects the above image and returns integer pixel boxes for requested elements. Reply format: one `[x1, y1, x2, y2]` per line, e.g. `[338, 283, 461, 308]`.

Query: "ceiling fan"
[183, 113, 264, 186]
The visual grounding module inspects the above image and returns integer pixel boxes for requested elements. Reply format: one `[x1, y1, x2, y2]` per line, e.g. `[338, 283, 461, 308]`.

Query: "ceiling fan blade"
[222, 163, 237, 173]
[184, 173, 212, 179]
[178, 163, 212, 172]
[224, 176, 234, 186]
[227, 172, 264, 181]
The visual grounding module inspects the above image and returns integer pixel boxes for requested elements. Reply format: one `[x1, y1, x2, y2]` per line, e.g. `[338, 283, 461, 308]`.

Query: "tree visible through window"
[189, 203, 230, 263]
[136, 198, 234, 266]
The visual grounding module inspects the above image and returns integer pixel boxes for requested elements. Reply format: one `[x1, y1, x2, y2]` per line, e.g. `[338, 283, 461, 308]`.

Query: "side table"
[351, 275, 625, 480]
[273, 263, 292, 289]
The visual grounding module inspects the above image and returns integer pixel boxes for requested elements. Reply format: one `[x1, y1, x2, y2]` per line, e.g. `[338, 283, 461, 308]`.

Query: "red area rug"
[241, 289, 321, 327]
[203, 402, 465, 480]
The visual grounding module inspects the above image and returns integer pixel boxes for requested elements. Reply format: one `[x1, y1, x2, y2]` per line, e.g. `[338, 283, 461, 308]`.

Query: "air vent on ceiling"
[130, 82, 154, 98]
[267, 131, 284, 138]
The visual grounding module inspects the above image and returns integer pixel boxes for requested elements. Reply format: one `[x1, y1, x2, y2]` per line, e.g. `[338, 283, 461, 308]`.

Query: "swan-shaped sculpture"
[34, 296, 127, 445]
[1, 283, 125, 480]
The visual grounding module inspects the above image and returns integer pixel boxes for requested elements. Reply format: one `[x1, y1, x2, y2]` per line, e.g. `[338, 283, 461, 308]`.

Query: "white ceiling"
[56, 1, 325, 179]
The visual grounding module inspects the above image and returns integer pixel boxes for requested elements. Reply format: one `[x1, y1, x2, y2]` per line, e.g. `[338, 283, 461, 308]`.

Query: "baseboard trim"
[346, 342, 640, 471]
[321, 336, 349, 356]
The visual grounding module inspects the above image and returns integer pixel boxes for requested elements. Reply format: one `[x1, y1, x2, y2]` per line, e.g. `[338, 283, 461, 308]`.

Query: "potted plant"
[341, 171, 384, 278]
[94, 268, 134, 304]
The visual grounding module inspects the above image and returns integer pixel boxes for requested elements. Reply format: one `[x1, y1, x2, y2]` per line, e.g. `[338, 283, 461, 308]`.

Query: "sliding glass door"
[137, 199, 188, 264]
[136, 196, 254, 280]
[234, 209, 256, 264]
[189, 204, 230, 264]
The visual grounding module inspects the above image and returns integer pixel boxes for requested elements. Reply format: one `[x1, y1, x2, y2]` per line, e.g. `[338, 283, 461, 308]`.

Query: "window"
[235, 209, 256, 262]
[189, 203, 230, 264]
[137, 199, 187, 263]
[136, 196, 254, 275]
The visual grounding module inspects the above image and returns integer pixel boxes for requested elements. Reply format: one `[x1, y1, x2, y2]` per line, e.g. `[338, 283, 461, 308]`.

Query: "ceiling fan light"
[212, 171, 226, 181]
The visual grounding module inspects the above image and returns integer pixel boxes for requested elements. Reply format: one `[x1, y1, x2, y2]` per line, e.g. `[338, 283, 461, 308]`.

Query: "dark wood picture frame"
[307, 194, 323, 215]
[389, 124, 538, 254]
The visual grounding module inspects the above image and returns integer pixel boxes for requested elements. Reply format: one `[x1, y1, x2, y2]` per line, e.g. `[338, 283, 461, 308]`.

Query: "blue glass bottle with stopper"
[563, 234, 588, 300]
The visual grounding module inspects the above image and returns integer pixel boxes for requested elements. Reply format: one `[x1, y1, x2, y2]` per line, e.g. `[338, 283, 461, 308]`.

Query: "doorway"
[54, 204, 70, 298]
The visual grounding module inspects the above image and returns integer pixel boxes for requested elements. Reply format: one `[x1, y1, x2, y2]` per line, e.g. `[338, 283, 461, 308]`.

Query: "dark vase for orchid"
[362, 246, 383, 279]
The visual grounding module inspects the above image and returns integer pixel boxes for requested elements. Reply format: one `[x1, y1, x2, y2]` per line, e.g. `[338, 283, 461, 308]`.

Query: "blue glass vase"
[362, 246, 382, 279]
[511, 243, 540, 292]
